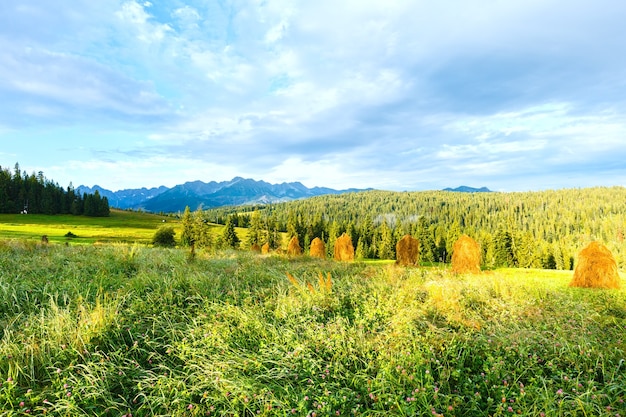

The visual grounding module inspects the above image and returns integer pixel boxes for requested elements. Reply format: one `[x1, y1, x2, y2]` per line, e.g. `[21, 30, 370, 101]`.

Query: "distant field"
[0, 209, 180, 244]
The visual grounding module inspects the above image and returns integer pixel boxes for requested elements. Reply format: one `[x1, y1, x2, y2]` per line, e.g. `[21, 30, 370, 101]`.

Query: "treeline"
[0, 163, 109, 216]
[201, 187, 626, 269]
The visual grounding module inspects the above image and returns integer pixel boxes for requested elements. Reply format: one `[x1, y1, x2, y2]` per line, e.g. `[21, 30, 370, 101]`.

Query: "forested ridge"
[0, 163, 109, 216]
[204, 187, 626, 269]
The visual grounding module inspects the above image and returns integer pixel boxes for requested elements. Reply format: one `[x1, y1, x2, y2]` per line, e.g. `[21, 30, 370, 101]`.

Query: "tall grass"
[0, 242, 624, 416]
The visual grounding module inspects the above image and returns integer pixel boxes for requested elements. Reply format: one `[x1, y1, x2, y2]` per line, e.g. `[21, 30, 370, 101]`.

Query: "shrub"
[569, 241, 620, 289]
[152, 226, 176, 247]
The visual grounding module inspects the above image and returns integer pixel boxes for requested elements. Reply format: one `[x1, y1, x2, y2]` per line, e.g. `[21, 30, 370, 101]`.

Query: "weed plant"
[0, 241, 625, 416]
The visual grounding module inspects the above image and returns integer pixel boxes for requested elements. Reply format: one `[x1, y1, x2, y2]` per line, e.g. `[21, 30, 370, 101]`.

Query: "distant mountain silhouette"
[78, 178, 369, 212]
[443, 186, 491, 193]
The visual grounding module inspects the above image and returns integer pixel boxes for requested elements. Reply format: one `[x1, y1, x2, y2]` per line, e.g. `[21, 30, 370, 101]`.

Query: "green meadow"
[0, 210, 174, 244]
[0, 210, 254, 248]
[0, 235, 625, 416]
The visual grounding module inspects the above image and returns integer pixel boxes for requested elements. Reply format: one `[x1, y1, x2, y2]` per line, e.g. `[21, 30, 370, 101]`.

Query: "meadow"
[0, 239, 625, 416]
[0, 210, 175, 245]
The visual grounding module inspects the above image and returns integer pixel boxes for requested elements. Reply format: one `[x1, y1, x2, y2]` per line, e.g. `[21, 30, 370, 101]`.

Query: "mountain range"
[76, 179, 491, 213]
[77, 177, 370, 213]
[443, 186, 492, 193]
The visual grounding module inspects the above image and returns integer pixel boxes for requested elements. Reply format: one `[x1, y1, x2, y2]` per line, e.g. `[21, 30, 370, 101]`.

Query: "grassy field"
[0, 209, 178, 244]
[0, 240, 625, 416]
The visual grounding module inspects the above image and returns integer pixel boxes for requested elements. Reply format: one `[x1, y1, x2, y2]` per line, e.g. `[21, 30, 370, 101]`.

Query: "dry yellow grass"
[569, 241, 621, 289]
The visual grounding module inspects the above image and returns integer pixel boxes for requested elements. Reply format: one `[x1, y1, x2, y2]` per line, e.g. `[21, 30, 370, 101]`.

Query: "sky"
[1, 0, 626, 192]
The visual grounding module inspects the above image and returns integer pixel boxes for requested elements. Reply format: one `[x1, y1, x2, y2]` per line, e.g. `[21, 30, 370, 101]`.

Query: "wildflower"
[508, 406, 513, 412]
[188, 404, 193, 410]
[557, 389, 563, 395]
[19, 402, 25, 407]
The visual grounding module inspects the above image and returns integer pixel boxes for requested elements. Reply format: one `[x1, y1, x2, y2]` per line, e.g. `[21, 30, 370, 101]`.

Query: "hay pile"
[261, 242, 270, 254]
[451, 235, 481, 274]
[310, 237, 326, 259]
[250, 243, 261, 253]
[333, 233, 354, 261]
[569, 241, 621, 289]
[287, 236, 302, 256]
[395, 234, 419, 266]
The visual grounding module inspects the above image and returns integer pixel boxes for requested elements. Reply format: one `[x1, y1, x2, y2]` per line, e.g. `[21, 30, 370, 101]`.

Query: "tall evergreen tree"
[222, 215, 240, 249]
[180, 206, 194, 247]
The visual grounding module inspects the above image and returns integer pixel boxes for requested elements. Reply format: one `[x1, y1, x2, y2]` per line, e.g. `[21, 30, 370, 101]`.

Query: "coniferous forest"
[0, 163, 109, 216]
[203, 187, 626, 270]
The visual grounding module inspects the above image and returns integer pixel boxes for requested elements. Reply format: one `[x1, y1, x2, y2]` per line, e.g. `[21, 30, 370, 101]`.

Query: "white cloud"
[3, 0, 626, 192]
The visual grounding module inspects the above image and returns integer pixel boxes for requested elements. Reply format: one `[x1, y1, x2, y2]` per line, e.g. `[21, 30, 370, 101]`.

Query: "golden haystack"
[569, 241, 621, 289]
[395, 234, 419, 266]
[310, 237, 326, 259]
[287, 236, 302, 256]
[451, 235, 481, 274]
[250, 243, 261, 253]
[333, 233, 354, 261]
[261, 242, 270, 254]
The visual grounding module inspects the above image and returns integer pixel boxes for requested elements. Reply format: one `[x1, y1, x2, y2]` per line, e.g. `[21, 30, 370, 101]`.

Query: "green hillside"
[204, 186, 626, 269]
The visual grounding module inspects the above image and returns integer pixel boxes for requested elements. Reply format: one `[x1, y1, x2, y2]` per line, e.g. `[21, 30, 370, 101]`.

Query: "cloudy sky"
[1, 0, 626, 192]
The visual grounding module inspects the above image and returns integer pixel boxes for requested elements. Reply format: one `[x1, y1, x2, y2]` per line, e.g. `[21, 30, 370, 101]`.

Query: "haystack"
[569, 241, 620, 289]
[333, 233, 354, 262]
[310, 237, 326, 259]
[287, 236, 302, 256]
[250, 243, 261, 253]
[395, 234, 419, 266]
[261, 242, 270, 254]
[451, 235, 481, 274]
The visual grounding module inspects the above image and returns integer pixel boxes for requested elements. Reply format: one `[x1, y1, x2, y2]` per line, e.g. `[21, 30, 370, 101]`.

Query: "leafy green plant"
[152, 226, 176, 247]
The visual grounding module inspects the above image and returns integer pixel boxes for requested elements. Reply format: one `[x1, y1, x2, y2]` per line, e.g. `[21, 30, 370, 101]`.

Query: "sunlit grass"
[0, 210, 178, 244]
[0, 243, 624, 416]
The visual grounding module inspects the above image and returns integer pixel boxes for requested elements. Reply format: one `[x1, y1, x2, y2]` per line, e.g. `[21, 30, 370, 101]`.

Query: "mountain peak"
[78, 178, 369, 212]
[443, 186, 491, 193]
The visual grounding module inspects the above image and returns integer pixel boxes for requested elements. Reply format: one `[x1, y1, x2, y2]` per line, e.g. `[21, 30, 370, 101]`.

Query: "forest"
[200, 186, 626, 270]
[0, 163, 110, 216]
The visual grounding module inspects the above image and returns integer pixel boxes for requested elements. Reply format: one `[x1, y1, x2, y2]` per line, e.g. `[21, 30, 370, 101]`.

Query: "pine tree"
[222, 215, 240, 249]
[246, 210, 264, 248]
[377, 220, 394, 260]
[180, 206, 194, 247]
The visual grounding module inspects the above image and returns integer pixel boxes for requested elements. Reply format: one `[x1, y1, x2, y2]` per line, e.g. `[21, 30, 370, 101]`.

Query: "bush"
[152, 226, 176, 247]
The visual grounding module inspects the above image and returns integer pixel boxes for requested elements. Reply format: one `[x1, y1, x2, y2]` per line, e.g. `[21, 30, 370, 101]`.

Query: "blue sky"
[1, 0, 626, 192]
